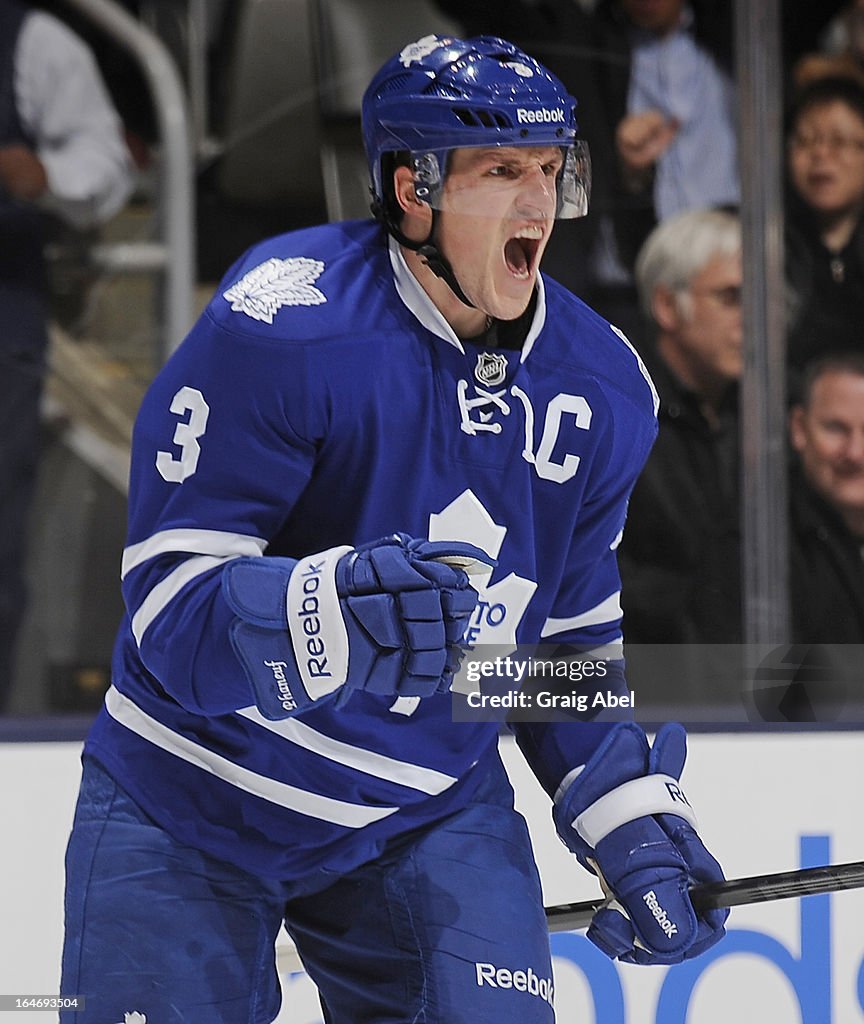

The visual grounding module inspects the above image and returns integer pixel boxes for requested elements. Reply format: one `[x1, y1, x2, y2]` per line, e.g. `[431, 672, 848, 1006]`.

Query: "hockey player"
[60, 35, 727, 1023]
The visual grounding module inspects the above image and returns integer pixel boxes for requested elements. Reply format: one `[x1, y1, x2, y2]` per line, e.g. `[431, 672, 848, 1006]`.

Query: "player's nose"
[513, 165, 556, 219]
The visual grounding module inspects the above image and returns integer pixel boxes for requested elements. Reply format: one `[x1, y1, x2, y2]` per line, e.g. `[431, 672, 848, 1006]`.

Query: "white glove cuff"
[571, 774, 699, 847]
[285, 545, 353, 699]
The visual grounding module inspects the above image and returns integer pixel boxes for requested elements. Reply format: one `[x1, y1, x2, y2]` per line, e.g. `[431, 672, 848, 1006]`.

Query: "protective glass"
[412, 142, 591, 220]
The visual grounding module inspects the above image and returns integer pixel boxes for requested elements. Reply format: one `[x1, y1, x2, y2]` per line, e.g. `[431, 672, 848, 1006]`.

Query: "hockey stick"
[275, 860, 864, 974]
[545, 859, 864, 932]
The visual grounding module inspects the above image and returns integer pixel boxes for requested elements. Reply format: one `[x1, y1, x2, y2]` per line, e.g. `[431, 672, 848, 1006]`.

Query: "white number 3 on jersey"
[156, 386, 210, 483]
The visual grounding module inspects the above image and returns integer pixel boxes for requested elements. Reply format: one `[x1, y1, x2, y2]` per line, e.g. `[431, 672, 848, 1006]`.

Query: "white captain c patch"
[223, 257, 326, 323]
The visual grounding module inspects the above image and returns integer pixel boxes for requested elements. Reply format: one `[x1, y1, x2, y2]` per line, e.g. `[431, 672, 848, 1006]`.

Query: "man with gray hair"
[617, 208, 743, 690]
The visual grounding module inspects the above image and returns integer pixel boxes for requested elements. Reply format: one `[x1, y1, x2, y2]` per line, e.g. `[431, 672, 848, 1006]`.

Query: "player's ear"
[393, 165, 432, 229]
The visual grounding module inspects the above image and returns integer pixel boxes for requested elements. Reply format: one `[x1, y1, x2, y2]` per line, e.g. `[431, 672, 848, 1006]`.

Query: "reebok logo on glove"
[286, 550, 350, 699]
[224, 535, 491, 720]
[664, 780, 691, 808]
[552, 722, 728, 965]
[642, 890, 679, 939]
[290, 560, 334, 679]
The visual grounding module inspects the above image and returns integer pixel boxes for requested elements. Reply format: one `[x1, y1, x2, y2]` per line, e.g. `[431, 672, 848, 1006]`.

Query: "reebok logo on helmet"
[517, 108, 565, 124]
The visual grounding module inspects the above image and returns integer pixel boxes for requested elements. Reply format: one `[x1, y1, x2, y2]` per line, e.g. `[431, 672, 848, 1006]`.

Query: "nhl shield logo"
[474, 352, 508, 387]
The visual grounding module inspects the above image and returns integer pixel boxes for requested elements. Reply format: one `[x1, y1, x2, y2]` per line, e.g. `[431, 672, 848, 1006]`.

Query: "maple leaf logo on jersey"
[223, 257, 326, 323]
[428, 489, 536, 646]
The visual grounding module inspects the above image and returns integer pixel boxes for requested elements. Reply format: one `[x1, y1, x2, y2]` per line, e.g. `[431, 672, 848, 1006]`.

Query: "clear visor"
[412, 141, 591, 220]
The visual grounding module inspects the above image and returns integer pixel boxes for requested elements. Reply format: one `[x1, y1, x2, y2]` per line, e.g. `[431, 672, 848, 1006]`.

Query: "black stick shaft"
[546, 860, 864, 932]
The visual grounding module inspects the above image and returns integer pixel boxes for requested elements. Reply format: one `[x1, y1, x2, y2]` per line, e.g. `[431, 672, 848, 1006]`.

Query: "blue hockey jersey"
[85, 219, 658, 880]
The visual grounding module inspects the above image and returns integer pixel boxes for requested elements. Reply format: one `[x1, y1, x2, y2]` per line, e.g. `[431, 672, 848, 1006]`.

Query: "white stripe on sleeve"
[540, 591, 622, 638]
[122, 528, 267, 578]
[105, 687, 398, 828]
[237, 706, 458, 796]
[130, 554, 234, 645]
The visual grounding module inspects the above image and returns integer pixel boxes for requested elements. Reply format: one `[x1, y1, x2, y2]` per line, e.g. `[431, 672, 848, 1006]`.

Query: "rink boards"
[1, 730, 862, 1023]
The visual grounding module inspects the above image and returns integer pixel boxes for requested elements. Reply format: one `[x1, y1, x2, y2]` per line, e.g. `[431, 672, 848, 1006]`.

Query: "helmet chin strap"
[414, 211, 478, 311]
[376, 200, 479, 311]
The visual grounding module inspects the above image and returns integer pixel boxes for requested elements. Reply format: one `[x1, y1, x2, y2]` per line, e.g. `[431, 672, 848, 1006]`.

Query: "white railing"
[59, 0, 196, 358]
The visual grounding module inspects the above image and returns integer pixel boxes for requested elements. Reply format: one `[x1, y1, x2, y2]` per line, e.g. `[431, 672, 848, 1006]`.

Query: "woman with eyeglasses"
[786, 75, 864, 383]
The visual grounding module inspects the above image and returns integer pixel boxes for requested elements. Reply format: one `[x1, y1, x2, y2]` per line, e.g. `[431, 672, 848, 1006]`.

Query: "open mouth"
[504, 225, 544, 279]
[806, 172, 836, 189]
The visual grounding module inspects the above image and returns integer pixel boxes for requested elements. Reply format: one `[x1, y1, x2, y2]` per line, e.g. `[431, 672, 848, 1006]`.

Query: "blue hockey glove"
[553, 722, 728, 965]
[222, 534, 492, 719]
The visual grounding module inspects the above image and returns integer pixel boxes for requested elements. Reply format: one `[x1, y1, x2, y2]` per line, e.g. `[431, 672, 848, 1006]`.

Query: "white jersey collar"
[387, 236, 547, 362]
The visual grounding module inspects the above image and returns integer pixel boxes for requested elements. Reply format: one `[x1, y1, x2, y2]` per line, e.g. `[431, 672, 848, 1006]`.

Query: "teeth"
[514, 225, 543, 240]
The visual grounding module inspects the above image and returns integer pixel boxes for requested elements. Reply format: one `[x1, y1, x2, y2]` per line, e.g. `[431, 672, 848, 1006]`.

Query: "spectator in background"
[785, 76, 864, 381]
[788, 352, 864, 642]
[599, 0, 737, 262]
[617, 209, 743, 702]
[546, 0, 738, 342]
[0, 0, 135, 711]
[783, 0, 857, 80]
[792, 0, 864, 90]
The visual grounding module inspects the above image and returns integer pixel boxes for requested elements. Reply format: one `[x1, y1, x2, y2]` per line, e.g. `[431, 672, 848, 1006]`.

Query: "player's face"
[788, 101, 864, 219]
[435, 146, 561, 321]
[790, 370, 864, 519]
[669, 251, 743, 388]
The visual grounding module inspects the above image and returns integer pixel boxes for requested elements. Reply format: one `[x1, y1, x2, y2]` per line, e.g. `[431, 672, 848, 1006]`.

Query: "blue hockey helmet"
[361, 34, 590, 223]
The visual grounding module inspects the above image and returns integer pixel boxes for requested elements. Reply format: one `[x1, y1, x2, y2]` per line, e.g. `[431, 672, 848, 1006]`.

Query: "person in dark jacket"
[779, 351, 864, 722]
[788, 352, 864, 643]
[617, 207, 743, 706]
[0, 0, 133, 710]
[785, 76, 864, 381]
